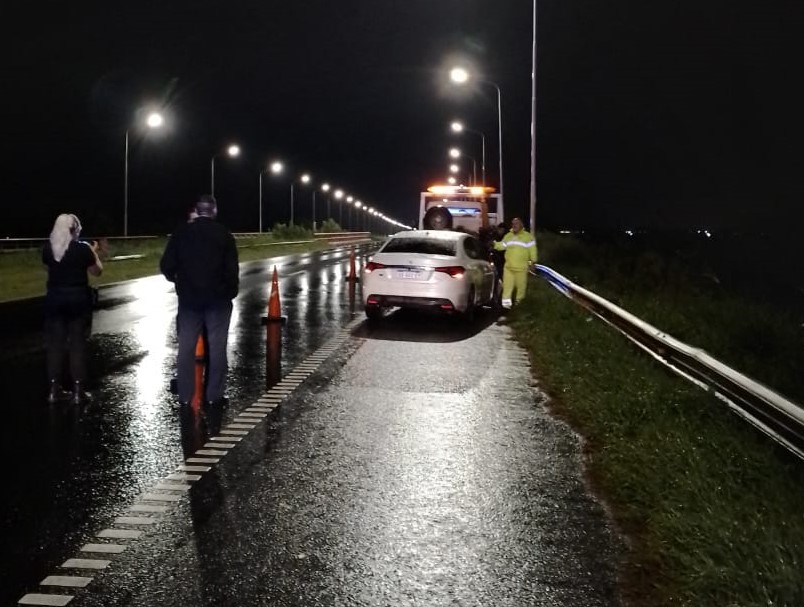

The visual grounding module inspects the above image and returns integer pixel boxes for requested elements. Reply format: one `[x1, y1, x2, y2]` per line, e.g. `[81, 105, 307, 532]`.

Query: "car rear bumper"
[365, 294, 460, 312]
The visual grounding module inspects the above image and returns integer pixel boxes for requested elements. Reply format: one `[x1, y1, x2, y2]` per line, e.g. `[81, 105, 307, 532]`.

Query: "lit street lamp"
[210, 144, 240, 198]
[124, 110, 164, 237]
[450, 67, 504, 214]
[334, 189, 344, 226]
[451, 120, 487, 186]
[448, 148, 476, 184]
[321, 183, 331, 220]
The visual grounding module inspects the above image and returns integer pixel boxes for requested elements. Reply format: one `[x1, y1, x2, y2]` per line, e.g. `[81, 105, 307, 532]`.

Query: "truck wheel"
[422, 207, 453, 231]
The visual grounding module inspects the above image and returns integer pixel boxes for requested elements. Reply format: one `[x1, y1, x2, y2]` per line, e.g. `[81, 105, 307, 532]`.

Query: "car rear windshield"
[381, 237, 457, 256]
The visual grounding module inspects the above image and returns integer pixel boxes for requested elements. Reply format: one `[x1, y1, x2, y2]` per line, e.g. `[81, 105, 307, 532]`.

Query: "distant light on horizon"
[301, 173, 311, 183]
[321, 183, 330, 192]
[227, 144, 240, 157]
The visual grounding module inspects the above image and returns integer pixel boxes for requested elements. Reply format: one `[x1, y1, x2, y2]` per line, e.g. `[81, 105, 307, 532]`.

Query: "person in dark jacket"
[43, 213, 103, 404]
[160, 195, 239, 407]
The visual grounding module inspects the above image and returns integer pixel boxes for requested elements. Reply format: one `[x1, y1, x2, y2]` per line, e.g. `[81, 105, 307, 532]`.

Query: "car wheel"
[365, 305, 383, 321]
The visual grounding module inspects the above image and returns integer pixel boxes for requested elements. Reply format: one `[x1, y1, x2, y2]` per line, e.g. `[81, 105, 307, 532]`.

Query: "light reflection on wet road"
[1, 245, 621, 606]
[0, 246, 366, 605]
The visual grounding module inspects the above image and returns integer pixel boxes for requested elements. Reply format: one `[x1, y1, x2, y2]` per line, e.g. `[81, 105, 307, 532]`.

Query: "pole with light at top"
[124, 110, 164, 237]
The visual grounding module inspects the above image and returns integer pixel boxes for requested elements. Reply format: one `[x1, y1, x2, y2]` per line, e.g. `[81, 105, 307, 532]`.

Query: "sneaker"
[47, 380, 66, 404]
[71, 381, 92, 405]
[501, 298, 513, 310]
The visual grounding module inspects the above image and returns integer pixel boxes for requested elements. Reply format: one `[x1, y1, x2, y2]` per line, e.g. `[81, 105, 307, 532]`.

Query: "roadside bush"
[317, 218, 342, 233]
[271, 223, 313, 241]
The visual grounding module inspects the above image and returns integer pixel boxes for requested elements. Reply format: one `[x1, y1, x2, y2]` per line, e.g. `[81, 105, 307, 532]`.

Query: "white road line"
[114, 516, 157, 525]
[203, 442, 236, 449]
[195, 449, 229, 456]
[237, 413, 267, 419]
[60, 558, 111, 570]
[97, 529, 142, 539]
[41, 576, 92, 588]
[18, 594, 74, 606]
[226, 424, 257, 430]
[129, 504, 169, 513]
[80, 544, 127, 554]
[166, 473, 202, 481]
[186, 457, 221, 463]
[210, 436, 242, 442]
[141, 493, 183, 502]
[218, 429, 249, 436]
[153, 482, 192, 491]
[178, 464, 212, 472]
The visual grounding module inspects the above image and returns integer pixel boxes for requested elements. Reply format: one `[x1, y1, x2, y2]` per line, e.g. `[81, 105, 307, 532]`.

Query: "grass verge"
[510, 233, 804, 606]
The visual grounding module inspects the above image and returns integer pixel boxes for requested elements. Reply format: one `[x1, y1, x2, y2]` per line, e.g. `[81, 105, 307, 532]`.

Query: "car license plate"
[399, 270, 421, 279]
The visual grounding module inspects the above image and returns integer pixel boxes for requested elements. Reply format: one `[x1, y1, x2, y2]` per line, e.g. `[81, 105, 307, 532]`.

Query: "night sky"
[3, 0, 801, 237]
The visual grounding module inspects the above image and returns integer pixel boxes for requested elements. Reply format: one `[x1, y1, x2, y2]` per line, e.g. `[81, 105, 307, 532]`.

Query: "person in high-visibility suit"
[494, 217, 537, 309]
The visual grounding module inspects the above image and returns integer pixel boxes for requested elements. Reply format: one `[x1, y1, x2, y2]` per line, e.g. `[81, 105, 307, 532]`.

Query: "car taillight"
[365, 261, 385, 273]
[434, 266, 465, 278]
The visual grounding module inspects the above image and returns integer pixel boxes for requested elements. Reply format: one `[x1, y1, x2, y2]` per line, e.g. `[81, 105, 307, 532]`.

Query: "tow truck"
[418, 185, 502, 234]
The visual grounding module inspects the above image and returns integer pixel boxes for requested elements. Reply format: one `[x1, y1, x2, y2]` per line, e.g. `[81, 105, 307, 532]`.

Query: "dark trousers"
[45, 296, 92, 384]
[176, 301, 232, 403]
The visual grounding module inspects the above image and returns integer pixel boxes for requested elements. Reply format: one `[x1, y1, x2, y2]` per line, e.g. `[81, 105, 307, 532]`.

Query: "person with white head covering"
[42, 213, 103, 404]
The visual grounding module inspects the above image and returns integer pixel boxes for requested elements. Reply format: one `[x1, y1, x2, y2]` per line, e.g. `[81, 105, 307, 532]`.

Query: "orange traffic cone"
[191, 333, 205, 410]
[261, 265, 287, 324]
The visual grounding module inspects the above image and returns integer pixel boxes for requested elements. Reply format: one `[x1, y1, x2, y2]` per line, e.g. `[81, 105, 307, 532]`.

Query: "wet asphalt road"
[1, 246, 621, 606]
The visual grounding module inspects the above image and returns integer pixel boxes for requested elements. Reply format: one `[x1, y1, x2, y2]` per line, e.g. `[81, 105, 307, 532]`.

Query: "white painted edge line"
[218, 430, 249, 436]
[18, 594, 74, 606]
[246, 406, 274, 411]
[226, 424, 257, 430]
[80, 544, 127, 554]
[60, 558, 111, 570]
[141, 493, 183, 502]
[129, 504, 169, 513]
[210, 436, 242, 442]
[186, 457, 221, 463]
[153, 482, 192, 491]
[237, 413, 267, 419]
[97, 529, 142, 539]
[195, 449, 229, 456]
[203, 442, 236, 449]
[41, 575, 93, 588]
[114, 516, 158, 525]
[178, 464, 212, 472]
[166, 473, 203, 481]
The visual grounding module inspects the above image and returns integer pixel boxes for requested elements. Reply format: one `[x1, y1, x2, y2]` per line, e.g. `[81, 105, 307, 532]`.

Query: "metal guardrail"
[533, 264, 804, 461]
[1, 232, 372, 252]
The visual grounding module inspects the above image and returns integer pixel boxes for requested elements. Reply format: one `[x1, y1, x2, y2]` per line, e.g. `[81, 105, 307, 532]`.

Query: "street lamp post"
[334, 190, 344, 226]
[321, 183, 331, 222]
[258, 169, 265, 233]
[210, 144, 240, 198]
[530, 0, 538, 234]
[450, 68, 504, 215]
[451, 121, 487, 186]
[123, 111, 164, 237]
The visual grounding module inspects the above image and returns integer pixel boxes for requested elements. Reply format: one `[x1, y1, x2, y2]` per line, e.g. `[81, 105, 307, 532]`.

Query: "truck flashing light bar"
[427, 185, 496, 196]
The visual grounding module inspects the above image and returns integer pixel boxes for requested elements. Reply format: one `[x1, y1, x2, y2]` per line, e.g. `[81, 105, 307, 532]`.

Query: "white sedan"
[363, 230, 498, 320]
